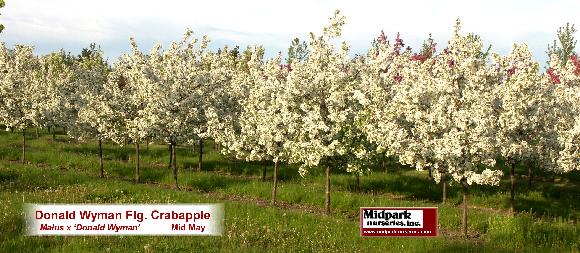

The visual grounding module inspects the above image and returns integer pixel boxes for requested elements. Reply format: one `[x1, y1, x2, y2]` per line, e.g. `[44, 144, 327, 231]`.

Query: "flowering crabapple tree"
[139, 29, 211, 189]
[35, 50, 77, 139]
[365, 20, 503, 237]
[338, 54, 382, 190]
[205, 46, 251, 158]
[362, 31, 456, 201]
[234, 49, 292, 203]
[205, 45, 282, 185]
[546, 53, 580, 173]
[0, 43, 41, 163]
[492, 44, 558, 214]
[72, 44, 111, 178]
[281, 10, 367, 215]
[103, 38, 158, 183]
[228, 47, 271, 178]
[543, 23, 580, 174]
[421, 21, 503, 237]
[201, 45, 246, 172]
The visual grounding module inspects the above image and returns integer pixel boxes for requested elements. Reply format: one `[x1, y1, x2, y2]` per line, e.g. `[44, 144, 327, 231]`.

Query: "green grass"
[0, 129, 578, 252]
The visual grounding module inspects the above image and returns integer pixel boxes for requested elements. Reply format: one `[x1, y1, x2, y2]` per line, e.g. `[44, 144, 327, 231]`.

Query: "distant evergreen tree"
[546, 23, 577, 66]
[286, 38, 308, 64]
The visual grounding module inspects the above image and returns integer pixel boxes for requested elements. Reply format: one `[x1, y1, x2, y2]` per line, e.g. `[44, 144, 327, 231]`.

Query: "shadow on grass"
[189, 173, 245, 192]
[0, 169, 19, 182]
[63, 142, 212, 164]
[515, 198, 574, 219]
[344, 174, 456, 203]
[107, 164, 168, 184]
[492, 165, 580, 219]
[509, 191, 579, 220]
[181, 159, 301, 182]
[328, 165, 458, 203]
[63, 145, 133, 162]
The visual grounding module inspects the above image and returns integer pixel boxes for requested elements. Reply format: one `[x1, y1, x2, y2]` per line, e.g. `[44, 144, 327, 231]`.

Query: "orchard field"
[0, 129, 578, 252]
[1, 9, 580, 252]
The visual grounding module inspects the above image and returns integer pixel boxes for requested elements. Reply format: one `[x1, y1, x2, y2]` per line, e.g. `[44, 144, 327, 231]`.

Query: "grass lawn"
[0, 129, 578, 252]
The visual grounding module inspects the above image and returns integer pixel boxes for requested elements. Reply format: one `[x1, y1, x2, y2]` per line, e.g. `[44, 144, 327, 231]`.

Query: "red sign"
[360, 207, 438, 237]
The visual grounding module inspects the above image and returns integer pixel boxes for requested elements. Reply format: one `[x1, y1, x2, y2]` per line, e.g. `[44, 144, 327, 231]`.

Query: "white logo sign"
[362, 209, 424, 228]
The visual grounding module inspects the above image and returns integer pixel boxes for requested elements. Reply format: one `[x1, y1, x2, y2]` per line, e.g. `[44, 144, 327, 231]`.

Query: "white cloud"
[1, 0, 579, 65]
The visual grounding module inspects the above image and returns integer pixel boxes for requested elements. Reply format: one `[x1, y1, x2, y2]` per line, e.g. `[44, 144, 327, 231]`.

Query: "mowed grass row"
[0, 129, 579, 252]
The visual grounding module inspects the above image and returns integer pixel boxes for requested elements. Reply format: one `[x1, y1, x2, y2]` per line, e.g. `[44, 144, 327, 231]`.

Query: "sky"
[1, 0, 579, 67]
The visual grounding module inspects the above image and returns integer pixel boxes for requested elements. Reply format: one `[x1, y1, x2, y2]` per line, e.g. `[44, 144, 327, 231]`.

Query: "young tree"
[320, 53, 381, 191]
[35, 50, 77, 138]
[72, 44, 111, 178]
[362, 31, 453, 201]
[546, 49, 580, 173]
[232, 49, 292, 203]
[0, 43, 41, 163]
[143, 30, 211, 189]
[204, 45, 247, 169]
[197, 46, 247, 171]
[492, 43, 565, 214]
[280, 10, 365, 215]
[422, 21, 503, 237]
[364, 20, 502, 237]
[103, 38, 157, 183]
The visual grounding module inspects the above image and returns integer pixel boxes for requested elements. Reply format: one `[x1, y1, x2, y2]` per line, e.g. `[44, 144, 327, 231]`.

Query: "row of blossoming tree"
[1, 11, 578, 237]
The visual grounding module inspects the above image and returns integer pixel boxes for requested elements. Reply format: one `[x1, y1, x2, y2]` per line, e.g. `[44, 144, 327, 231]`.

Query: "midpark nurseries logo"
[360, 207, 438, 237]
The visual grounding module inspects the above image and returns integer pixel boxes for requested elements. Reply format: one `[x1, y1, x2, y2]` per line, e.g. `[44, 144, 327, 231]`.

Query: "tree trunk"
[441, 173, 447, 204]
[35, 128, 39, 138]
[52, 127, 56, 140]
[325, 166, 331, 215]
[428, 167, 433, 180]
[21, 129, 26, 164]
[462, 180, 468, 238]
[528, 166, 532, 188]
[510, 163, 516, 215]
[168, 144, 173, 170]
[135, 142, 140, 183]
[271, 160, 279, 204]
[172, 141, 179, 190]
[355, 173, 360, 192]
[262, 160, 267, 181]
[99, 138, 104, 178]
[146, 139, 149, 151]
[198, 139, 203, 172]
